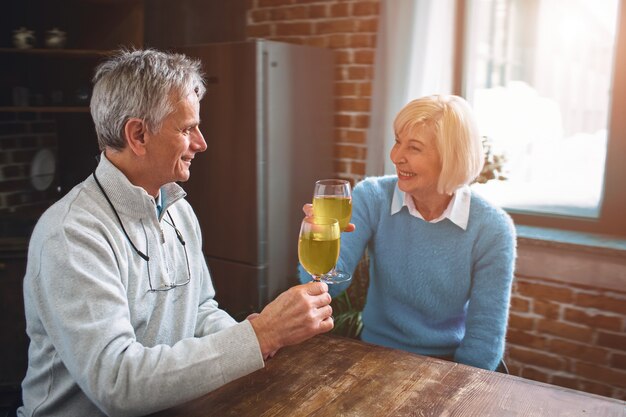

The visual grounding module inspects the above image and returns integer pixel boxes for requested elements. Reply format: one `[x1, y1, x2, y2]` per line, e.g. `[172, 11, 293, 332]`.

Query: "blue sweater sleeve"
[454, 207, 517, 370]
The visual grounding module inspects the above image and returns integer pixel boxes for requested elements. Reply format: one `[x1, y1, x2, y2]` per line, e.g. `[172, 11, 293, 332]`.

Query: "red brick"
[302, 36, 328, 48]
[250, 9, 271, 22]
[510, 296, 530, 313]
[334, 82, 357, 96]
[536, 319, 593, 343]
[335, 98, 370, 112]
[353, 1, 379, 16]
[505, 360, 521, 376]
[575, 362, 626, 389]
[579, 380, 616, 397]
[551, 375, 579, 390]
[335, 114, 351, 128]
[548, 339, 609, 364]
[358, 82, 372, 97]
[276, 22, 312, 36]
[354, 49, 375, 64]
[38, 135, 57, 147]
[344, 129, 366, 144]
[533, 300, 561, 319]
[563, 307, 623, 331]
[354, 114, 370, 128]
[347, 66, 373, 80]
[351, 161, 366, 175]
[316, 19, 356, 35]
[335, 144, 366, 159]
[349, 33, 376, 48]
[508, 313, 535, 331]
[247, 23, 273, 37]
[258, 0, 293, 6]
[334, 50, 352, 64]
[576, 292, 626, 315]
[356, 17, 378, 32]
[273, 36, 304, 44]
[2, 165, 25, 179]
[520, 366, 550, 383]
[506, 329, 548, 349]
[515, 281, 574, 303]
[333, 160, 347, 174]
[334, 66, 347, 81]
[610, 352, 626, 370]
[269, 5, 309, 20]
[0, 179, 31, 193]
[330, 3, 350, 17]
[328, 34, 350, 48]
[508, 346, 566, 370]
[597, 331, 626, 350]
[309, 4, 327, 18]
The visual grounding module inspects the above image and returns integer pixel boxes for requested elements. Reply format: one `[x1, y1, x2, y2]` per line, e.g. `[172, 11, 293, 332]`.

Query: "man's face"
[145, 92, 207, 189]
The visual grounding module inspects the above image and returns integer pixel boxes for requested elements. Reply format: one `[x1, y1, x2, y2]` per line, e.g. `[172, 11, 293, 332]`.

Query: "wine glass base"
[315, 271, 351, 284]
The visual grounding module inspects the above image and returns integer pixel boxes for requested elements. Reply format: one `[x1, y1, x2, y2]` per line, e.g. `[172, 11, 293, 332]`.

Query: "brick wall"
[246, 1, 626, 401]
[0, 112, 58, 235]
[507, 275, 626, 400]
[246, 0, 379, 184]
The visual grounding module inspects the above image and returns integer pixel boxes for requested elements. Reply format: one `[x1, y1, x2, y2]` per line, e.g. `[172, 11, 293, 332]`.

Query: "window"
[456, 0, 626, 236]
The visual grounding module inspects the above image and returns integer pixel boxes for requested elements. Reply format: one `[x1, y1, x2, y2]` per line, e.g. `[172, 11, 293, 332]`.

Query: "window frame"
[453, 0, 626, 237]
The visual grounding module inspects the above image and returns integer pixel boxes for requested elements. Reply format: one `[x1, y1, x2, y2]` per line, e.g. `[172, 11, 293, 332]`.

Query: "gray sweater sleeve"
[28, 224, 264, 417]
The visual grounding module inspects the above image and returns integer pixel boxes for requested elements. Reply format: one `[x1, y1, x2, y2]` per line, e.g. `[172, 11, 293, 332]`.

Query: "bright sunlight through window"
[465, 0, 620, 218]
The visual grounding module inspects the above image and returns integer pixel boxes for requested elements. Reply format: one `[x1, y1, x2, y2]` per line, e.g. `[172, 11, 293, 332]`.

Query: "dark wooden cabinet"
[0, 245, 27, 411]
[0, 0, 144, 223]
[0, 3, 144, 409]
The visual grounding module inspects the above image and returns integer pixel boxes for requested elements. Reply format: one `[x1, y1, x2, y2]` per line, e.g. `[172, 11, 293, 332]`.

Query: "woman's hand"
[302, 203, 356, 232]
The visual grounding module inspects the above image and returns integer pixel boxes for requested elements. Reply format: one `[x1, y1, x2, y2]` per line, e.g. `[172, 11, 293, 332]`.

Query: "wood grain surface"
[151, 334, 626, 417]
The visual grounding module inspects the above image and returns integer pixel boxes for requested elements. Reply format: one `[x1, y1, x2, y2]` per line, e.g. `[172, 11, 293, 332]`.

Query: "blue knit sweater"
[299, 176, 516, 370]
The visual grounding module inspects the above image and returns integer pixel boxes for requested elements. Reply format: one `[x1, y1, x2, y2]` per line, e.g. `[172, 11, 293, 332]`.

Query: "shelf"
[0, 106, 90, 113]
[0, 48, 112, 57]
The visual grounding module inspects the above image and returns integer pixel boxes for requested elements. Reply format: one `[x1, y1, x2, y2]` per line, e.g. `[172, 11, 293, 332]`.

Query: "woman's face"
[389, 125, 443, 197]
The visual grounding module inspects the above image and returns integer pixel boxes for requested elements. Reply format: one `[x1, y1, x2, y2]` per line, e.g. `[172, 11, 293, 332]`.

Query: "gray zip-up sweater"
[18, 155, 264, 417]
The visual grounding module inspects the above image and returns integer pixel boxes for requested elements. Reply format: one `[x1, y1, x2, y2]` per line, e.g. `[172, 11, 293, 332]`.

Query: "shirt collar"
[94, 152, 186, 219]
[390, 183, 471, 230]
[155, 192, 163, 217]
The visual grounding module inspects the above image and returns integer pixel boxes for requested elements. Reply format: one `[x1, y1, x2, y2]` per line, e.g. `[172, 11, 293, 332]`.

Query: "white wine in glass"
[312, 179, 352, 283]
[313, 179, 352, 230]
[298, 217, 340, 282]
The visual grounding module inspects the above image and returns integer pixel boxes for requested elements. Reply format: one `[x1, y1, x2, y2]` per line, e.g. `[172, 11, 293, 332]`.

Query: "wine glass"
[298, 217, 341, 283]
[312, 179, 352, 283]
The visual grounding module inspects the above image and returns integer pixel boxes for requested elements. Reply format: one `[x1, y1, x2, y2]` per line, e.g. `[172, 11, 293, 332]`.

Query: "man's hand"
[246, 313, 277, 360]
[248, 281, 333, 358]
[302, 203, 355, 232]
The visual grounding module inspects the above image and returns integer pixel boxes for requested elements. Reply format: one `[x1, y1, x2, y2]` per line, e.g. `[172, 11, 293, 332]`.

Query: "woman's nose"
[391, 148, 405, 164]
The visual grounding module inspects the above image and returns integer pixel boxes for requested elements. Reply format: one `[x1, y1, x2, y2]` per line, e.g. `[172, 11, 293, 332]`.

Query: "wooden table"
[151, 335, 626, 417]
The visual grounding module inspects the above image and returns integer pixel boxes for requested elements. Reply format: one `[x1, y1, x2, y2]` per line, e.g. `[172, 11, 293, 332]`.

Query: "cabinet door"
[0, 253, 28, 390]
[179, 43, 262, 266]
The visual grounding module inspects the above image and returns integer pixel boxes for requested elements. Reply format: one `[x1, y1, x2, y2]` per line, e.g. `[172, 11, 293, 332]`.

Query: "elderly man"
[18, 49, 333, 417]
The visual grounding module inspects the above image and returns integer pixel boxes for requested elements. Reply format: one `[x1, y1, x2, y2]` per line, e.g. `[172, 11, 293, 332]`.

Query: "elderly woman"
[300, 95, 516, 371]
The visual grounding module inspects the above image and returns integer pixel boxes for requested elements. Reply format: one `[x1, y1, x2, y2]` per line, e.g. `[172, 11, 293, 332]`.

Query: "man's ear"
[124, 118, 148, 156]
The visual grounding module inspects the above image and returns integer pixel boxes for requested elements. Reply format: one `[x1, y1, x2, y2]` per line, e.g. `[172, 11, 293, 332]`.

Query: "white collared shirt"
[390, 184, 471, 230]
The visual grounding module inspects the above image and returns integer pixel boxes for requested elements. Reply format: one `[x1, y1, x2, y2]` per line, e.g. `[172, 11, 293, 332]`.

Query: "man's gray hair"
[90, 48, 206, 151]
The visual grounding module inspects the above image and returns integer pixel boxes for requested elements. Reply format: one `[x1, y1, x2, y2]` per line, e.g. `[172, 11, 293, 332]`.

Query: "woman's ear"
[124, 118, 147, 156]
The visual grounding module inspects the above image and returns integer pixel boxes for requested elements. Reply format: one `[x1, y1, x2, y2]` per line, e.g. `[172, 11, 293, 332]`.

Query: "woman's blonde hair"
[393, 95, 484, 194]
